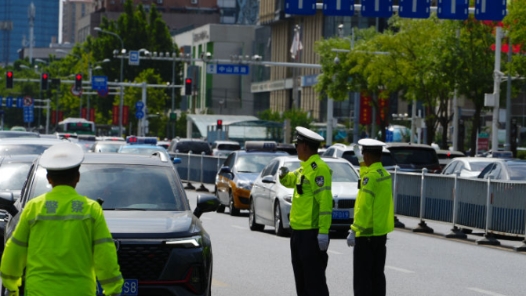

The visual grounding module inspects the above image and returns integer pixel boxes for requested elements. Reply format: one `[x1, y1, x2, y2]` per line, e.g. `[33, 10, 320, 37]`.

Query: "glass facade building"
[0, 0, 60, 65]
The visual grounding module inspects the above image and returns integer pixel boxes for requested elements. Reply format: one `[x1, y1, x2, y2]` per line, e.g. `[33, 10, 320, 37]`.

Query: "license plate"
[332, 210, 349, 220]
[97, 279, 138, 296]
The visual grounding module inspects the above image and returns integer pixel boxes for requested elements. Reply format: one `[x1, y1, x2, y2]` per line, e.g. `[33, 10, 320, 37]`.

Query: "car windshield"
[284, 161, 359, 182]
[0, 144, 53, 156]
[236, 154, 280, 173]
[30, 164, 187, 211]
[120, 147, 165, 155]
[389, 148, 437, 165]
[507, 163, 526, 180]
[93, 143, 125, 153]
[0, 162, 32, 191]
[469, 162, 492, 171]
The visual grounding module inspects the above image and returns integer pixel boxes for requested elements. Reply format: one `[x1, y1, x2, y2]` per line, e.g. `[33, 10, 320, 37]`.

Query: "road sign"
[135, 111, 144, 119]
[16, 97, 23, 108]
[323, 0, 354, 16]
[361, 0, 393, 18]
[135, 101, 145, 109]
[23, 96, 33, 107]
[285, 0, 317, 15]
[23, 106, 34, 123]
[129, 51, 140, 66]
[6, 97, 13, 108]
[399, 0, 431, 19]
[475, 0, 506, 21]
[206, 64, 249, 75]
[437, 0, 469, 20]
[92, 75, 108, 91]
[71, 85, 82, 97]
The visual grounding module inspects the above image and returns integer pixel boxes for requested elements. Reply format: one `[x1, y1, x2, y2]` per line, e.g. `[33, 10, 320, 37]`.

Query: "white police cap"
[295, 126, 324, 143]
[358, 138, 386, 152]
[40, 142, 84, 171]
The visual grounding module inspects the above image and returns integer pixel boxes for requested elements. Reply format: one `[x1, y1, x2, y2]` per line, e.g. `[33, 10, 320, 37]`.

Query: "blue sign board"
[6, 97, 13, 108]
[16, 97, 23, 108]
[475, 0, 506, 21]
[301, 74, 319, 87]
[398, 0, 431, 19]
[135, 111, 144, 119]
[206, 64, 249, 75]
[285, 0, 317, 15]
[129, 51, 140, 66]
[437, 0, 469, 20]
[23, 106, 34, 123]
[323, 0, 354, 16]
[135, 101, 145, 109]
[92, 76, 108, 91]
[361, 0, 393, 18]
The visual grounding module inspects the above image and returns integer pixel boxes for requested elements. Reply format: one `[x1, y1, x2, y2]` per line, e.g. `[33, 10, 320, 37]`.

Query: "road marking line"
[385, 265, 414, 273]
[328, 250, 342, 255]
[467, 287, 507, 296]
[231, 225, 246, 230]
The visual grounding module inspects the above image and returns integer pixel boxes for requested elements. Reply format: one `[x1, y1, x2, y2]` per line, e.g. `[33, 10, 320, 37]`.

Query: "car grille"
[333, 199, 355, 209]
[117, 244, 171, 281]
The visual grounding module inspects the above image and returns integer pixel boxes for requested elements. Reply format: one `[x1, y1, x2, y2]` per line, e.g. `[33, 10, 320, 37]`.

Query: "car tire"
[274, 201, 287, 237]
[249, 198, 264, 231]
[229, 191, 240, 216]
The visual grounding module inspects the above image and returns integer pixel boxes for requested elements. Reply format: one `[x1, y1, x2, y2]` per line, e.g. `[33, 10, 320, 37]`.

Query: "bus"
[57, 118, 96, 135]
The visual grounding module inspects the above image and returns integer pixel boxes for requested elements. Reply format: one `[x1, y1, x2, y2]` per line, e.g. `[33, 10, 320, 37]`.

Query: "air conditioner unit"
[191, 0, 198, 4]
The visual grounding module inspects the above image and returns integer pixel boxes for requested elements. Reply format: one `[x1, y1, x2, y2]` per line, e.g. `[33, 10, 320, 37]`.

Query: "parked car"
[211, 140, 241, 157]
[167, 138, 212, 157]
[249, 156, 360, 236]
[441, 157, 500, 178]
[215, 146, 288, 216]
[0, 153, 219, 295]
[322, 143, 396, 170]
[477, 159, 526, 180]
[89, 141, 126, 153]
[385, 143, 441, 173]
[0, 138, 64, 156]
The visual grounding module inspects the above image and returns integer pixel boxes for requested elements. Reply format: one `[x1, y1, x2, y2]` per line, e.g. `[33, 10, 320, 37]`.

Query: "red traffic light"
[76, 74, 82, 80]
[217, 119, 223, 130]
[185, 78, 192, 84]
[6, 71, 13, 89]
[184, 78, 192, 96]
[42, 73, 48, 79]
[7, 71, 13, 78]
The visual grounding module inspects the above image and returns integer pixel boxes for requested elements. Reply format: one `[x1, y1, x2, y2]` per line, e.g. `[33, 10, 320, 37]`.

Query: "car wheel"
[229, 191, 240, 216]
[249, 198, 264, 231]
[274, 201, 287, 236]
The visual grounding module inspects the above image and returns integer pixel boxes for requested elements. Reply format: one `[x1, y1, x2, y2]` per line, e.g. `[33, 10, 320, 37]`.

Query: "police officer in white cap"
[1, 142, 123, 296]
[347, 139, 394, 296]
[279, 127, 332, 296]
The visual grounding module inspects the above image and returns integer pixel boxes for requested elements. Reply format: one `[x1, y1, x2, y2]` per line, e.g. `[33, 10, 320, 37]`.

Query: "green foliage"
[175, 112, 187, 138]
[258, 108, 312, 142]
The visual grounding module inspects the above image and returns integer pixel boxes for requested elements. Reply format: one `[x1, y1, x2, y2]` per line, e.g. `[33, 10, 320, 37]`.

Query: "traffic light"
[75, 73, 82, 91]
[184, 78, 192, 96]
[217, 119, 223, 130]
[6, 71, 13, 89]
[41, 72, 49, 91]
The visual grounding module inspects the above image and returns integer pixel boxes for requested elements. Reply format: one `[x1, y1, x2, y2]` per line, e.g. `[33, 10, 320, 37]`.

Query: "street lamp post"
[95, 27, 125, 137]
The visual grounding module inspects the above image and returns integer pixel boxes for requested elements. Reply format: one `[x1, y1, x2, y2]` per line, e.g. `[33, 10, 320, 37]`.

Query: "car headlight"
[236, 180, 253, 190]
[283, 195, 293, 203]
[165, 235, 202, 248]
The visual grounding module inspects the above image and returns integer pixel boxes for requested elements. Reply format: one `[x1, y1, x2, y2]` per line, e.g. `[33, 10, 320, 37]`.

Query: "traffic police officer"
[1, 142, 123, 296]
[279, 127, 332, 296]
[347, 139, 394, 296]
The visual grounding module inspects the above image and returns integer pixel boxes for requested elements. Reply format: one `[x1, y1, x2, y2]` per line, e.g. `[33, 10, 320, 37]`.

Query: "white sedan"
[248, 156, 360, 236]
[441, 157, 501, 178]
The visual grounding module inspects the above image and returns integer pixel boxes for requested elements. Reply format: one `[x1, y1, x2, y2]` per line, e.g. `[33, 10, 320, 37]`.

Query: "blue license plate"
[332, 210, 349, 220]
[97, 279, 138, 296]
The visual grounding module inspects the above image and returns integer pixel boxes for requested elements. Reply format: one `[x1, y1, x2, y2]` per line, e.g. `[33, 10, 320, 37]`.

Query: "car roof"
[0, 154, 40, 164]
[275, 155, 351, 164]
[44, 153, 174, 167]
[449, 157, 500, 163]
[234, 150, 288, 156]
[0, 131, 40, 138]
[213, 140, 240, 145]
[385, 142, 435, 149]
[0, 138, 64, 144]
[94, 140, 126, 144]
[120, 144, 164, 150]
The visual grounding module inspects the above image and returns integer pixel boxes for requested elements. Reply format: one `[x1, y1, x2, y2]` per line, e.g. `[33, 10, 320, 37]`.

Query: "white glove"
[279, 167, 289, 178]
[347, 230, 356, 247]
[353, 145, 364, 164]
[317, 233, 329, 251]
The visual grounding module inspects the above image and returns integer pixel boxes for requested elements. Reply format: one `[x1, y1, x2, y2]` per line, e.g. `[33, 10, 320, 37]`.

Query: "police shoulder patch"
[315, 176, 324, 187]
[311, 162, 318, 170]
[362, 177, 369, 185]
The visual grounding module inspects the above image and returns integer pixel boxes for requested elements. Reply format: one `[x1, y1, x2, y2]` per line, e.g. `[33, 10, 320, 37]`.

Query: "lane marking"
[328, 250, 342, 255]
[467, 287, 507, 296]
[385, 265, 414, 273]
[231, 225, 246, 230]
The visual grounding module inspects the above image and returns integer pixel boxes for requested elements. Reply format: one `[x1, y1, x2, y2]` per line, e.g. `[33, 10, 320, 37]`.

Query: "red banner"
[122, 105, 129, 126]
[359, 94, 372, 125]
[81, 107, 87, 119]
[51, 111, 64, 124]
[89, 108, 95, 122]
[112, 105, 119, 125]
[376, 97, 389, 125]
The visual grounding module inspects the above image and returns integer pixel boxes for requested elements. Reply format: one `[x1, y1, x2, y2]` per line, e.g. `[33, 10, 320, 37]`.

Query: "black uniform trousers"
[290, 229, 329, 296]
[353, 235, 387, 296]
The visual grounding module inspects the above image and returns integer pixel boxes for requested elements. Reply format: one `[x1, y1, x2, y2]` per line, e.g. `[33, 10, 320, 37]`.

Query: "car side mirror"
[219, 167, 231, 174]
[0, 192, 18, 216]
[261, 175, 275, 184]
[193, 194, 220, 218]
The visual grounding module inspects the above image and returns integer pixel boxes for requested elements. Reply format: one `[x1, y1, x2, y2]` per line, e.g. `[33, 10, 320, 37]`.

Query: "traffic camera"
[41, 72, 49, 91]
[5, 71, 13, 89]
[75, 73, 83, 91]
[184, 78, 192, 96]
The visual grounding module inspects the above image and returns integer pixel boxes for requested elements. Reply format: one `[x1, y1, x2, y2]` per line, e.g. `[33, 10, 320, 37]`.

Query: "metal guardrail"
[174, 152, 526, 250]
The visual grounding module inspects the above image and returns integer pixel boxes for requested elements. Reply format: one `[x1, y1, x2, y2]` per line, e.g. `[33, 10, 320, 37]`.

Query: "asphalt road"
[187, 185, 526, 296]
